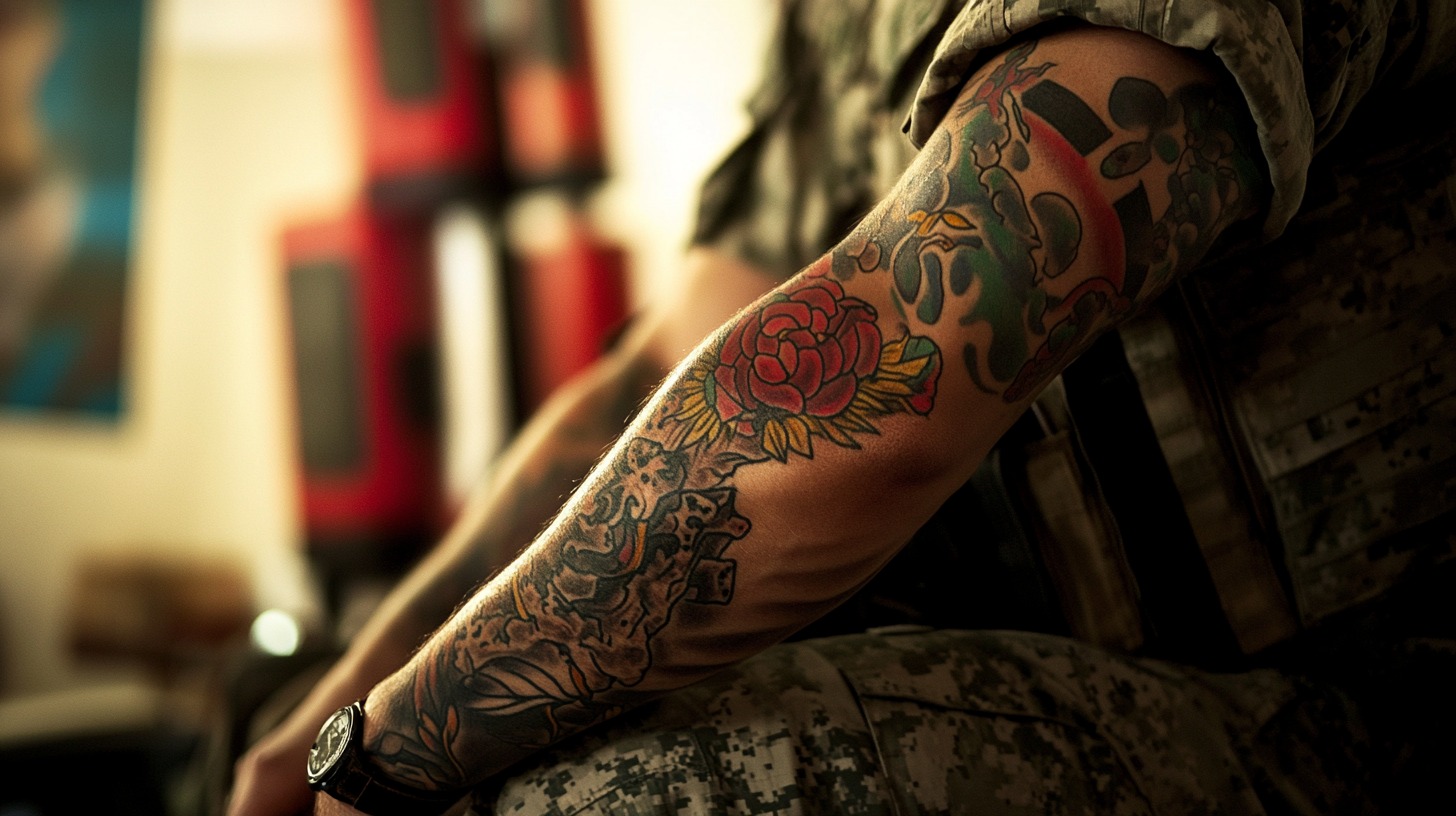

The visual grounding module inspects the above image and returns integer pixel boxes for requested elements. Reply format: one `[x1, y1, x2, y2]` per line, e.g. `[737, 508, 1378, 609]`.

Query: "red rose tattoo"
[668, 275, 940, 461]
[713, 278, 881, 432]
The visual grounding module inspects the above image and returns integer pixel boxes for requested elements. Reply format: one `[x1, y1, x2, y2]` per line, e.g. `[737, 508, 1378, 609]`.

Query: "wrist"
[307, 699, 463, 815]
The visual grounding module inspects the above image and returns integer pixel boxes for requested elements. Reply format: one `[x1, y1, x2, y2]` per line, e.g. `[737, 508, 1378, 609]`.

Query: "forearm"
[313, 248, 769, 703]
[234, 335, 664, 808]
[316, 339, 668, 702]
[385, 349, 664, 638]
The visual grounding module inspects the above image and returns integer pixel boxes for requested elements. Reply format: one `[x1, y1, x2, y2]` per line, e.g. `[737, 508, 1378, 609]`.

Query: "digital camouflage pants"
[472, 629, 1383, 814]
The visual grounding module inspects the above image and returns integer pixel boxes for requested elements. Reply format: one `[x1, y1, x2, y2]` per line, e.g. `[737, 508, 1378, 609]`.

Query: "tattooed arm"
[326, 25, 1268, 809]
[226, 250, 774, 816]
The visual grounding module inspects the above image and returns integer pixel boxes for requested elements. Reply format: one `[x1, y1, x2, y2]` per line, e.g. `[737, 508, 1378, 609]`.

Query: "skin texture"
[338, 27, 1264, 807]
[229, 25, 1266, 816]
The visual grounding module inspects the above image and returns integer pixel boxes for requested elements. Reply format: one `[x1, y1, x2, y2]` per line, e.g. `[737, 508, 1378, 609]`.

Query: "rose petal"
[734, 362, 758, 411]
[820, 339, 843, 378]
[789, 348, 823, 394]
[754, 354, 788, 384]
[714, 366, 743, 419]
[810, 309, 828, 335]
[792, 280, 840, 314]
[757, 332, 779, 354]
[738, 313, 761, 360]
[853, 320, 881, 377]
[838, 329, 860, 377]
[749, 378, 805, 413]
[824, 306, 845, 336]
[806, 373, 856, 416]
[763, 297, 811, 320]
[760, 301, 811, 336]
[786, 328, 816, 349]
[721, 319, 747, 365]
[715, 364, 739, 399]
[777, 341, 798, 376]
[841, 301, 873, 330]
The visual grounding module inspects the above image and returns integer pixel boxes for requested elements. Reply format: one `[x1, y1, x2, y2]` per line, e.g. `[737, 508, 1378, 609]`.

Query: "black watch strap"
[329, 755, 460, 815]
[310, 701, 461, 816]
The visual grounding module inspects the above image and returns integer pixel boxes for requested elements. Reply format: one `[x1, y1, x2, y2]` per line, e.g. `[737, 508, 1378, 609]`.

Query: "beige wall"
[0, 0, 357, 695]
[0, 0, 771, 696]
[588, 0, 773, 302]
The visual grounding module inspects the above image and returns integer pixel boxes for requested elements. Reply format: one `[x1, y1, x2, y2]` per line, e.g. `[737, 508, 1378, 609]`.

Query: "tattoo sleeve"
[359, 29, 1265, 791]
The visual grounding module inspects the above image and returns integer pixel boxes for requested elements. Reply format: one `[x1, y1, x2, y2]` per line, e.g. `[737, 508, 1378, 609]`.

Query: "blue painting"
[0, 0, 147, 418]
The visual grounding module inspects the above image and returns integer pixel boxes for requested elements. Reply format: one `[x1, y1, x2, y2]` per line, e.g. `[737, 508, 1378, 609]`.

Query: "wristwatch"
[306, 700, 460, 815]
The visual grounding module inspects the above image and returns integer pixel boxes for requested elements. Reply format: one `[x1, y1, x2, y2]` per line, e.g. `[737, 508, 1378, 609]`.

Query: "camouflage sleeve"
[690, 0, 968, 279]
[903, 0, 1401, 243]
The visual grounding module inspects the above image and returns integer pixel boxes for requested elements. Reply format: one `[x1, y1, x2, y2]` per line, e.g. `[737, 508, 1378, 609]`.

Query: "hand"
[227, 722, 316, 816]
[312, 794, 365, 815]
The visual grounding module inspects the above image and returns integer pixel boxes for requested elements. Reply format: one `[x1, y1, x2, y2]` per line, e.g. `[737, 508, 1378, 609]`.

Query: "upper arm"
[832, 24, 1265, 406]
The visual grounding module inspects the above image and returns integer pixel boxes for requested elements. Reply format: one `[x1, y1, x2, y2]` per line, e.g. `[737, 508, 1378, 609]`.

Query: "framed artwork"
[0, 0, 147, 418]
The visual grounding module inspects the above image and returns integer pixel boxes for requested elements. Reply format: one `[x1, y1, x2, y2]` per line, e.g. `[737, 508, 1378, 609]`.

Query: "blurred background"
[0, 0, 772, 811]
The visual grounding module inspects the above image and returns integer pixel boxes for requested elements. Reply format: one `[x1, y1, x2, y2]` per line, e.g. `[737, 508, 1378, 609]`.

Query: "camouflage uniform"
[479, 628, 1390, 814]
[472, 0, 1456, 812]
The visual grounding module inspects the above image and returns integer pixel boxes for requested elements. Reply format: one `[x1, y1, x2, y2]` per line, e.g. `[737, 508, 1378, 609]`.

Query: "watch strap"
[329, 753, 460, 815]
[312, 701, 461, 816]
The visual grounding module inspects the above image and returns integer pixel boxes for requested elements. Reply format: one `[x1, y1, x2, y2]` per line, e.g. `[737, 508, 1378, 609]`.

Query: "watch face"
[307, 706, 355, 785]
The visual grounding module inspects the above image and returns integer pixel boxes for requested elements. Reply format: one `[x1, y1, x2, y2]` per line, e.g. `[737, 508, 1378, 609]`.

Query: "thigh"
[813, 630, 1374, 815]
[472, 629, 1374, 815]
[475, 635, 894, 815]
